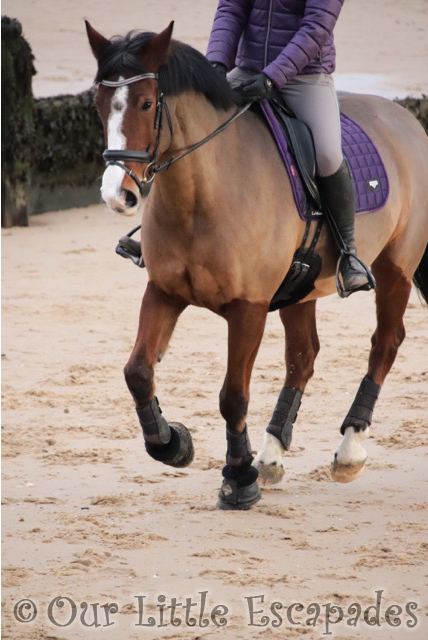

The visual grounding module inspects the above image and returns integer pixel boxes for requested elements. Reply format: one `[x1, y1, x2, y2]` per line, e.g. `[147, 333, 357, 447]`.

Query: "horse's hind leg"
[217, 300, 268, 510]
[255, 300, 320, 485]
[331, 255, 412, 482]
[124, 282, 192, 467]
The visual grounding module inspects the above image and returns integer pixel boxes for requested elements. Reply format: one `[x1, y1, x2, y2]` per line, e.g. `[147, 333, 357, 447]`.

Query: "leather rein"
[100, 73, 251, 196]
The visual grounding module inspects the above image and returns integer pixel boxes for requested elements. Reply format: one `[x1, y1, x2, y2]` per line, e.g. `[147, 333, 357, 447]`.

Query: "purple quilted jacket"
[207, 0, 344, 89]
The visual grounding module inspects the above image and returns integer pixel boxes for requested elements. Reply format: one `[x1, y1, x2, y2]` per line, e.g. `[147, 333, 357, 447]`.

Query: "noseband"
[100, 73, 251, 196]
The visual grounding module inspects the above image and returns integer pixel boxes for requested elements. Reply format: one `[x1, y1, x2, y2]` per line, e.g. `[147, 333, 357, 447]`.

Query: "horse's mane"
[95, 31, 239, 111]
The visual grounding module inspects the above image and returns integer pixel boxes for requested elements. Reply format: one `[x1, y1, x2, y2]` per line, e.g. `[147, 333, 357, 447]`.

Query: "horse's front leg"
[217, 300, 268, 510]
[255, 300, 320, 485]
[124, 282, 193, 467]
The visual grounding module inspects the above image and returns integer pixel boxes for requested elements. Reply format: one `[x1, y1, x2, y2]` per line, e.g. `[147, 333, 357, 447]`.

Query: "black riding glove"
[211, 62, 227, 78]
[236, 73, 274, 102]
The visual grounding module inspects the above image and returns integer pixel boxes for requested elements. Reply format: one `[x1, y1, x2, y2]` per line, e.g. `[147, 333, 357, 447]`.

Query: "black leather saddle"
[252, 97, 325, 311]
[267, 96, 322, 212]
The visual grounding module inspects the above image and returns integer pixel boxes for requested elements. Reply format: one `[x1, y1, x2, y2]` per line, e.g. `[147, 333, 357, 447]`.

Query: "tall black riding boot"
[318, 159, 374, 295]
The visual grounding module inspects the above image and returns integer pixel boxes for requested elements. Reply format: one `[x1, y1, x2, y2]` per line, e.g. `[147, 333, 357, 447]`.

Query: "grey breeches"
[228, 68, 343, 177]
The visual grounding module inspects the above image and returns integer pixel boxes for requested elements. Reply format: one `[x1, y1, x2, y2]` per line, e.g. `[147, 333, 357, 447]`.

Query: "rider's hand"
[211, 62, 227, 78]
[235, 73, 274, 102]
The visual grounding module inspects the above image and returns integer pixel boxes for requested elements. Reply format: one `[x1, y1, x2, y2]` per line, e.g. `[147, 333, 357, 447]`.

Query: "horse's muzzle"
[102, 149, 155, 196]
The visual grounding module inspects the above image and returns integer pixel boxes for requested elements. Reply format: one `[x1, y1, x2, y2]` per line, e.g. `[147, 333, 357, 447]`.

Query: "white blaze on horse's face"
[101, 82, 139, 216]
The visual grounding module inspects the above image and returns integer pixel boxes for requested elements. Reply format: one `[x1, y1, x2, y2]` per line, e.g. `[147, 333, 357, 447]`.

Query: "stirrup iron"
[335, 250, 376, 298]
[115, 225, 145, 268]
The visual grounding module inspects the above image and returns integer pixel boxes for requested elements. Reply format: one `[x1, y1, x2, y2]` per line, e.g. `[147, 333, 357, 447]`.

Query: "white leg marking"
[101, 83, 131, 211]
[335, 426, 370, 465]
[255, 432, 284, 466]
[254, 432, 285, 485]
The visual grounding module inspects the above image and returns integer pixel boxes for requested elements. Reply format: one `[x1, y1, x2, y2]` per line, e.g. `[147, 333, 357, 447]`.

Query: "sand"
[2, 1, 428, 639]
[4, 0, 428, 98]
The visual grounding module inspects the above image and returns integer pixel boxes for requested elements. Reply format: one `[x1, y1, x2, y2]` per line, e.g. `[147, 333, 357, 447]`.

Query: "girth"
[269, 214, 323, 311]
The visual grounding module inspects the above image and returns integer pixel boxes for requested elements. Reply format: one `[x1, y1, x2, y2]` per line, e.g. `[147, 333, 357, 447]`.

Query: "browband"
[100, 73, 159, 88]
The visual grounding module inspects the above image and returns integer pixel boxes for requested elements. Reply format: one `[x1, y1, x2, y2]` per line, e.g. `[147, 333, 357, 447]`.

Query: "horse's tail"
[413, 243, 428, 304]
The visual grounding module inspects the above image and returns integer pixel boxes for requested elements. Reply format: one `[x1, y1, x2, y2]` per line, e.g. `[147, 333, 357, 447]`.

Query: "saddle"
[267, 97, 321, 211]
[258, 97, 324, 311]
[258, 95, 385, 308]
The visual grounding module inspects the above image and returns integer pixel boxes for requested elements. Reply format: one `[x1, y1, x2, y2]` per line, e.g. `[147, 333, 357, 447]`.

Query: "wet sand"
[2, 1, 428, 638]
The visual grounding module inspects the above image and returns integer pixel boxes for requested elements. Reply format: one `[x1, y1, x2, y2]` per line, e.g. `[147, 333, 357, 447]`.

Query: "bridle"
[100, 73, 251, 196]
[101, 73, 171, 194]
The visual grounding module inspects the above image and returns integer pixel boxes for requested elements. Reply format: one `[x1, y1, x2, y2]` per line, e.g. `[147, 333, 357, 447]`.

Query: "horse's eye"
[141, 101, 153, 112]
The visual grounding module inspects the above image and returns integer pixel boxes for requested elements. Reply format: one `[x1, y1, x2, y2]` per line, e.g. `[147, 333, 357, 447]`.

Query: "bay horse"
[86, 21, 428, 510]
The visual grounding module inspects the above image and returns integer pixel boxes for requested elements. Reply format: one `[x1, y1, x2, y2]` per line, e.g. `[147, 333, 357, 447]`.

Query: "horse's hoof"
[253, 433, 285, 485]
[330, 455, 367, 483]
[216, 478, 261, 511]
[145, 422, 194, 468]
[255, 459, 285, 486]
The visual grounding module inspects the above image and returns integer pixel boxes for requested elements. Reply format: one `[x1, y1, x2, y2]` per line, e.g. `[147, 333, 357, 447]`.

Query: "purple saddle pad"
[260, 101, 389, 220]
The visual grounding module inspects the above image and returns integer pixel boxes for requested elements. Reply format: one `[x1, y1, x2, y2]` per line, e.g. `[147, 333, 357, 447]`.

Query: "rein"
[150, 101, 251, 174]
[100, 73, 251, 194]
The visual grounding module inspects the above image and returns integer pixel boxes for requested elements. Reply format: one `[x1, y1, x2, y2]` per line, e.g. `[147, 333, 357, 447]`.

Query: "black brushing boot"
[318, 160, 375, 296]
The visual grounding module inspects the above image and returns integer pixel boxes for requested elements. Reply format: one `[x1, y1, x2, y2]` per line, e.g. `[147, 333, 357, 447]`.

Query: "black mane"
[96, 31, 238, 111]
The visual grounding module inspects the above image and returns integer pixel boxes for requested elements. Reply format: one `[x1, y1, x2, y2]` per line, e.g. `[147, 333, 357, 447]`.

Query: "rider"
[206, 0, 372, 295]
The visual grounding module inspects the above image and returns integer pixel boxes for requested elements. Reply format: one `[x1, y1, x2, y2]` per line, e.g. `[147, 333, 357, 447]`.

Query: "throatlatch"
[340, 375, 381, 434]
[266, 387, 302, 450]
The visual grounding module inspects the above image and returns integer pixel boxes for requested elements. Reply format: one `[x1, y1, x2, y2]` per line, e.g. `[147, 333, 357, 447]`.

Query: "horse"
[85, 21, 428, 510]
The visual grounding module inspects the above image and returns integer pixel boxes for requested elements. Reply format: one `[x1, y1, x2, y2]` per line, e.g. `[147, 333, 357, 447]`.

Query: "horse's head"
[86, 21, 174, 215]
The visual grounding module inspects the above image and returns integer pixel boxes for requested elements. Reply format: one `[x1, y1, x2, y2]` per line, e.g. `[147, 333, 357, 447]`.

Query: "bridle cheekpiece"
[100, 72, 172, 192]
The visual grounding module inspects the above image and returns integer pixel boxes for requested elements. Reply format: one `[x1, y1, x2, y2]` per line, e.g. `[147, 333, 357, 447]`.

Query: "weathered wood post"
[1, 16, 106, 227]
[1, 17, 36, 227]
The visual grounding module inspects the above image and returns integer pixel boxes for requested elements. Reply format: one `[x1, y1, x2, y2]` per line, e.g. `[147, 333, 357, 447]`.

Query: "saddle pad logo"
[366, 178, 380, 192]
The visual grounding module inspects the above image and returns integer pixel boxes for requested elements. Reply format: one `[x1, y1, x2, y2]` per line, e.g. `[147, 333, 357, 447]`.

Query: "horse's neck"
[154, 94, 237, 220]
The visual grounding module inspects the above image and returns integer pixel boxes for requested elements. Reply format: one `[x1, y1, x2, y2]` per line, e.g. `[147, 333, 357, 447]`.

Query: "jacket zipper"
[264, 0, 274, 67]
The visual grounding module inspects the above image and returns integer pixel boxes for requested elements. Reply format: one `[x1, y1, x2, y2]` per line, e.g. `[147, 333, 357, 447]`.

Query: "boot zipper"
[264, 0, 274, 67]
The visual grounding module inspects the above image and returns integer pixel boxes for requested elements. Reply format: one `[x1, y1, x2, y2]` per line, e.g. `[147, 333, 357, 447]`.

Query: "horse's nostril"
[124, 189, 138, 209]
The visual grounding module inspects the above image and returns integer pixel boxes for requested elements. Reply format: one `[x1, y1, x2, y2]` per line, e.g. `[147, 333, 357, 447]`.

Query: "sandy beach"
[4, 0, 428, 98]
[2, 1, 428, 639]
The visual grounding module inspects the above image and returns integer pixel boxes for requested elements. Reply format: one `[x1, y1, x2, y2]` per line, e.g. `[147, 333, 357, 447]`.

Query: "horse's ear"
[140, 21, 174, 71]
[85, 20, 109, 60]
